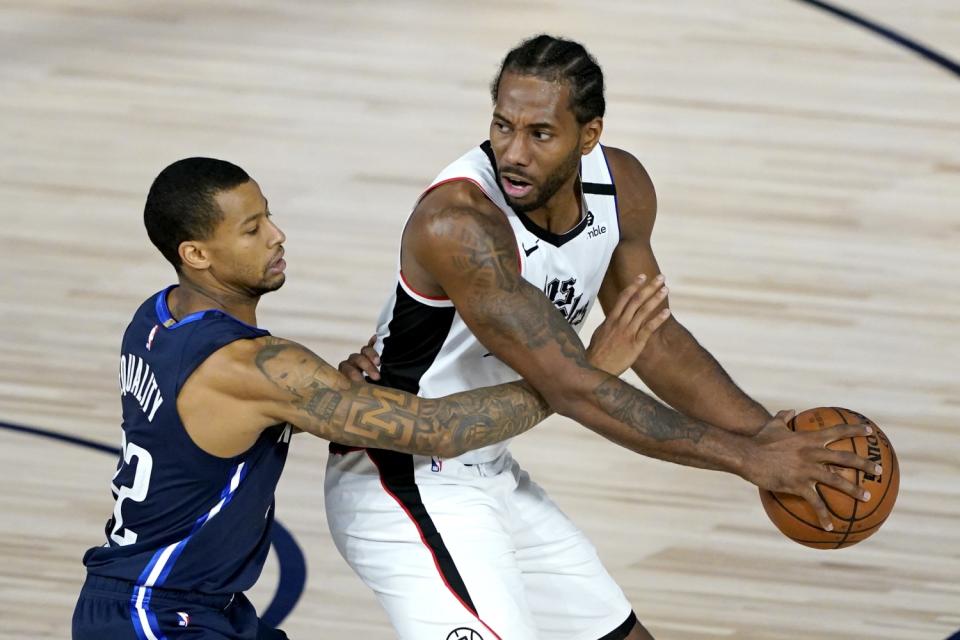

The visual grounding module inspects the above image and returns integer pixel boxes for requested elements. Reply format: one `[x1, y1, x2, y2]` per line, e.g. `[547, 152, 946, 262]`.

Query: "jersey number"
[109, 433, 154, 546]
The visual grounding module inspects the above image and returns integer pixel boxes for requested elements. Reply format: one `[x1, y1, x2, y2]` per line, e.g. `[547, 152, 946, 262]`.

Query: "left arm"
[598, 147, 771, 435]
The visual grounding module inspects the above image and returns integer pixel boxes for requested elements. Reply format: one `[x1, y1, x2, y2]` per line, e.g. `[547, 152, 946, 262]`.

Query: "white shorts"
[324, 446, 635, 640]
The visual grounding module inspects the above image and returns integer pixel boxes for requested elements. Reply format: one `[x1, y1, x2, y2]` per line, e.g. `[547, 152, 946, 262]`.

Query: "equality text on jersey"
[118, 353, 165, 422]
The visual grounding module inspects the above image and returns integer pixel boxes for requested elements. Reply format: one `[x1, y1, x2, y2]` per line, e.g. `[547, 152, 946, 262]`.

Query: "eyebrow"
[492, 112, 556, 130]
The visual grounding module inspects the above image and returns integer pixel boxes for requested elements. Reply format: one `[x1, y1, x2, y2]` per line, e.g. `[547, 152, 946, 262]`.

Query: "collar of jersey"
[480, 140, 590, 248]
[154, 285, 260, 331]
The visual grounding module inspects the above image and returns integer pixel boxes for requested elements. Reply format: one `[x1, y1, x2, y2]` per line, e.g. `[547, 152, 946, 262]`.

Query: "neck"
[523, 175, 583, 235]
[169, 275, 259, 326]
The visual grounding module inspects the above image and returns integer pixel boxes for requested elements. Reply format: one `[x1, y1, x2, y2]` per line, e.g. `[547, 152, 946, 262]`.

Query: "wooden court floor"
[1, 1, 958, 638]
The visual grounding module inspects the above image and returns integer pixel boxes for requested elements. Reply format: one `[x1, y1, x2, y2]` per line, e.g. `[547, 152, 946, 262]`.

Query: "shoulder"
[188, 336, 289, 398]
[603, 145, 657, 241]
[407, 179, 516, 253]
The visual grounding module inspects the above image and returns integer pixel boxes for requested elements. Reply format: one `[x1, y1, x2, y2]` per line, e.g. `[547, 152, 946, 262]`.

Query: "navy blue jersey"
[83, 286, 291, 598]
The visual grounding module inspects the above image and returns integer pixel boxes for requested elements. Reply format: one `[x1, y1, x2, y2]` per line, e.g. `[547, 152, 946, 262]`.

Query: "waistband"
[82, 574, 237, 609]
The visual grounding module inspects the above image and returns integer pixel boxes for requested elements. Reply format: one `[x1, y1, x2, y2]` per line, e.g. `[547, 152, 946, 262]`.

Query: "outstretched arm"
[398, 182, 878, 530]
[182, 275, 666, 460]
[598, 147, 771, 434]
[195, 336, 547, 458]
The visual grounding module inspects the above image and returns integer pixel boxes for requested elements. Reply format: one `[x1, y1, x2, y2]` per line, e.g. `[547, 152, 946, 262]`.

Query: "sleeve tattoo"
[253, 338, 549, 455]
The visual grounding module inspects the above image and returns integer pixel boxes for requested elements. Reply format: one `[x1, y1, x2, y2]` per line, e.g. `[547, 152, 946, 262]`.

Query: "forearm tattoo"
[254, 339, 549, 454]
[593, 378, 707, 444]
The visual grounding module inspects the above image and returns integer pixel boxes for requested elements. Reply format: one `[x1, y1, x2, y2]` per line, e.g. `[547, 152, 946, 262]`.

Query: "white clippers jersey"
[373, 141, 620, 463]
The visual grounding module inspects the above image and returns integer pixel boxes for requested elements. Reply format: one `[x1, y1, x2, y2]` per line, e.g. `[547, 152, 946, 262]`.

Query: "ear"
[178, 240, 212, 272]
[579, 117, 603, 155]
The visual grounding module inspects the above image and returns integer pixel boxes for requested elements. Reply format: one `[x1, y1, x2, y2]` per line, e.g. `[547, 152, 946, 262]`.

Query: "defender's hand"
[338, 335, 381, 382]
[745, 410, 883, 531]
[586, 274, 670, 376]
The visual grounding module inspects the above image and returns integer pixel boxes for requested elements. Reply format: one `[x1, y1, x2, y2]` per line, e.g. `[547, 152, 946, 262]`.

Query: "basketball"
[759, 407, 899, 549]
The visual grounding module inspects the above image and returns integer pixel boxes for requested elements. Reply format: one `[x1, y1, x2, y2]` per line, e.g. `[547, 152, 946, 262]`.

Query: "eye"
[245, 226, 259, 235]
[493, 121, 510, 133]
[534, 130, 552, 141]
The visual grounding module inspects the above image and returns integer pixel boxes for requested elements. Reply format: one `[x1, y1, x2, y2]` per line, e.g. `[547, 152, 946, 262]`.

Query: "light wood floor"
[1, 1, 958, 638]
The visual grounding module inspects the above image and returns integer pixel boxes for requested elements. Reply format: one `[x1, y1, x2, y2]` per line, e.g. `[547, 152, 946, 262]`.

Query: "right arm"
[189, 336, 550, 458]
[401, 185, 877, 528]
[406, 196, 744, 472]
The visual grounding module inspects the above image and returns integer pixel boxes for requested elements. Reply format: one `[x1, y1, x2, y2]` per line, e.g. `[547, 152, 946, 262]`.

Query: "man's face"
[203, 180, 287, 296]
[489, 72, 585, 213]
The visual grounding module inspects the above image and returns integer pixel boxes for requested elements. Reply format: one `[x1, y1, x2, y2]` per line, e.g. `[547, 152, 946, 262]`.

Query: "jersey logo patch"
[177, 612, 190, 627]
[522, 240, 540, 257]
[145, 324, 159, 351]
[544, 276, 588, 327]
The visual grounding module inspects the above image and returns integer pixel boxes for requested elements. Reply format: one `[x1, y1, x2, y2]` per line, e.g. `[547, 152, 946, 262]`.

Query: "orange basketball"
[759, 407, 899, 549]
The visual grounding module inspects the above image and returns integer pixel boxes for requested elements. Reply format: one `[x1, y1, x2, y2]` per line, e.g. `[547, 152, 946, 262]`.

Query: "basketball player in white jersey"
[326, 35, 879, 640]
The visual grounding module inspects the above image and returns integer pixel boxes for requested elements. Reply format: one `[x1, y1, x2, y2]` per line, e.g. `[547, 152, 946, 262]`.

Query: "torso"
[373, 141, 621, 464]
[82, 286, 291, 594]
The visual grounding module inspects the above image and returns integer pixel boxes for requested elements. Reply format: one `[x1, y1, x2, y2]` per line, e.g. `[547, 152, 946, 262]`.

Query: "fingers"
[338, 357, 366, 382]
[607, 274, 648, 319]
[337, 337, 382, 382]
[819, 423, 873, 445]
[819, 449, 883, 478]
[633, 309, 670, 348]
[814, 466, 871, 502]
[360, 344, 381, 366]
[801, 486, 836, 531]
[625, 286, 670, 334]
[774, 409, 796, 425]
[352, 350, 381, 381]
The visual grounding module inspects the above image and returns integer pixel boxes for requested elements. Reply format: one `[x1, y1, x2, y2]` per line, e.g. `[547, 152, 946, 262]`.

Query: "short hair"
[491, 34, 605, 124]
[143, 157, 250, 270]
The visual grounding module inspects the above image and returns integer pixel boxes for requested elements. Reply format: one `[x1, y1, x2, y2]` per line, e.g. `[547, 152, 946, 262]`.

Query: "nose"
[268, 217, 286, 246]
[501, 133, 531, 168]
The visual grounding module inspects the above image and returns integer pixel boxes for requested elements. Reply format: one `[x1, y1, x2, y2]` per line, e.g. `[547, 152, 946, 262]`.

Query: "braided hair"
[491, 34, 605, 124]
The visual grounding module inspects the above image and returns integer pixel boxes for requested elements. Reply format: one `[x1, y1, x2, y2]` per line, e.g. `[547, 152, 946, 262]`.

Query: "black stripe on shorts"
[366, 448, 477, 614]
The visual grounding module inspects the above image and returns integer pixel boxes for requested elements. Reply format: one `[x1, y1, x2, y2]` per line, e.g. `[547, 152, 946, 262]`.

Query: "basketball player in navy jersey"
[326, 35, 882, 639]
[72, 157, 671, 640]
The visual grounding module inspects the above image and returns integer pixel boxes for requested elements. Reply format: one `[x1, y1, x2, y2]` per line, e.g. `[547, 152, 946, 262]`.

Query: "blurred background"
[1, 1, 958, 638]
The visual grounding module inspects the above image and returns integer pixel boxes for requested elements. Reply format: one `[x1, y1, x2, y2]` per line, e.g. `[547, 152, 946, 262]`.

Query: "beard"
[501, 143, 582, 214]
[248, 273, 286, 297]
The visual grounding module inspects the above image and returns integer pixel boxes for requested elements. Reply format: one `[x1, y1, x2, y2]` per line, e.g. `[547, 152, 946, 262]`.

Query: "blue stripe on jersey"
[129, 462, 247, 639]
[136, 462, 247, 587]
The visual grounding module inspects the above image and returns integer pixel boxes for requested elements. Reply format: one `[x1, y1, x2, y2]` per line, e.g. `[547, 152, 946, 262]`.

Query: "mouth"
[500, 173, 534, 199]
[268, 249, 286, 274]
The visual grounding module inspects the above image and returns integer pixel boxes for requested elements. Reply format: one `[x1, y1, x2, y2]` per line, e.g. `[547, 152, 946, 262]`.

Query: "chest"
[509, 199, 619, 330]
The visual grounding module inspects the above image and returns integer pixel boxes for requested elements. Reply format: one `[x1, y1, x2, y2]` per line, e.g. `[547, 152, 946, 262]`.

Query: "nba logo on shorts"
[431, 456, 443, 472]
[446, 628, 482, 640]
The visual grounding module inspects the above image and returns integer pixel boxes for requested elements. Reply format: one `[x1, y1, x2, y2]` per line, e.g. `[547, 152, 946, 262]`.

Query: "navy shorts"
[72, 574, 289, 639]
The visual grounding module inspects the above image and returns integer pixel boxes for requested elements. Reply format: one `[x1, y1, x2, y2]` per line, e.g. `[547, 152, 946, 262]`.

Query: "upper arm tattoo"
[433, 208, 591, 368]
[253, 337, 549, 455]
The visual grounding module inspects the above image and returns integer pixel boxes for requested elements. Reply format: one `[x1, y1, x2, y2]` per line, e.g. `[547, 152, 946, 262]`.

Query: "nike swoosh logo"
[523, 244, 539, 257]
[482, 352, 494, 358]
